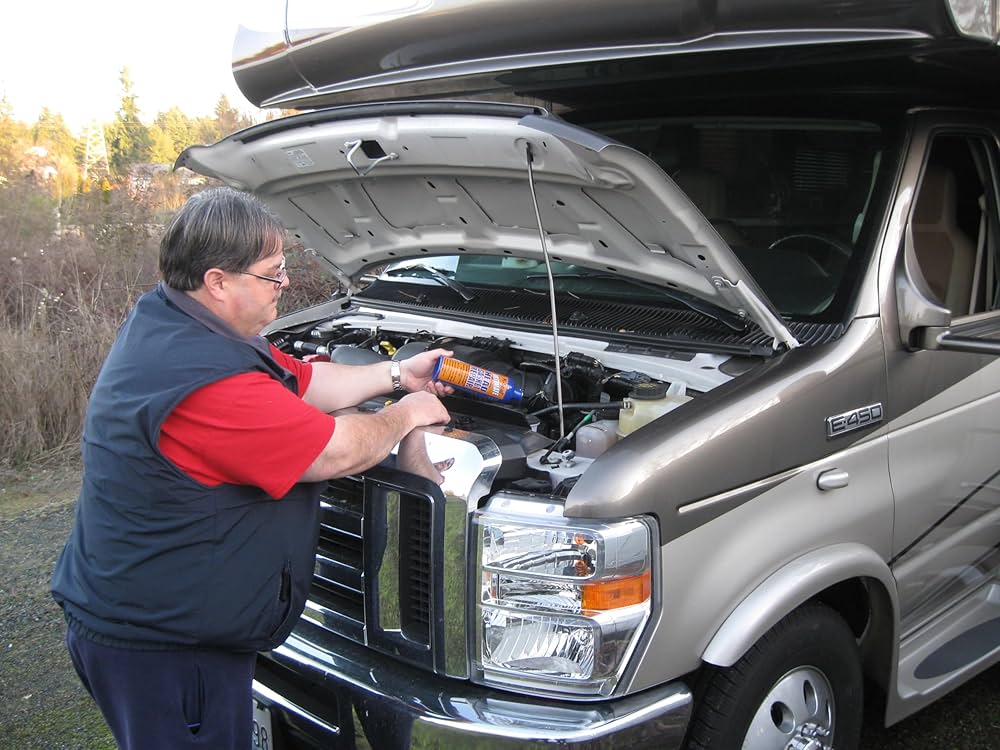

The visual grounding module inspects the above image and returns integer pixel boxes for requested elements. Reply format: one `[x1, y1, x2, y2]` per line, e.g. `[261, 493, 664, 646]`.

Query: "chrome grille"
[400, 497, 432, 636]
[303, 472, 438, 668]
[309, 476, 365, 639]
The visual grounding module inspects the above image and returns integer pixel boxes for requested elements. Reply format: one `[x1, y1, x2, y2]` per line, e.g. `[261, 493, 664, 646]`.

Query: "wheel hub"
[741, 666, 834, 750]
[785, 722, 832, 750]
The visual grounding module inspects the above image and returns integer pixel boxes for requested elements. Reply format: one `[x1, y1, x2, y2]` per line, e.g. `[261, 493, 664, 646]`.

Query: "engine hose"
[539, 411, 596, 465]
[529, 401, 624, 418]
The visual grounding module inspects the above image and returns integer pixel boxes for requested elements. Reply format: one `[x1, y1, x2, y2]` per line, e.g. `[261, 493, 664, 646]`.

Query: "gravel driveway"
[1, 467, 997, 749]
[0, 468, 114, 749]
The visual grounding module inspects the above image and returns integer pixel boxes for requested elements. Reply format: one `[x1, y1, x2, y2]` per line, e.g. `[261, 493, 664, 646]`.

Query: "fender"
[702, 542, 899, 667]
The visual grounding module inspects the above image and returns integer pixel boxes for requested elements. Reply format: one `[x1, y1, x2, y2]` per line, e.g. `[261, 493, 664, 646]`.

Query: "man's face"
[227, 245, 289, 337]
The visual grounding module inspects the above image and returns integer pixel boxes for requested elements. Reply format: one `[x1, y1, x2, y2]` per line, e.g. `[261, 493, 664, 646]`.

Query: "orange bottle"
[432, 356, 523, 402]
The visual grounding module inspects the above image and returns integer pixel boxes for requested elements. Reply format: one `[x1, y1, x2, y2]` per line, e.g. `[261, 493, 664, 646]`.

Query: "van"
[179, 1, 1000, 747]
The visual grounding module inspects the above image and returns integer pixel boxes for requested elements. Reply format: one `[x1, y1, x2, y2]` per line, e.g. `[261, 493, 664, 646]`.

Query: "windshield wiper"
[384, 264, 477, 303]
[525, 272, 748, 332]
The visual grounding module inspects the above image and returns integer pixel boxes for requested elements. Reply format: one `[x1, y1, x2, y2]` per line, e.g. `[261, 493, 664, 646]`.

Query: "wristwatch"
[389, 360, 405, 393]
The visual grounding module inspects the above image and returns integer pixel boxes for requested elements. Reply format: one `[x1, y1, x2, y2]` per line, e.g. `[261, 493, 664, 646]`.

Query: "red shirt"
[159, 346, 335, 499]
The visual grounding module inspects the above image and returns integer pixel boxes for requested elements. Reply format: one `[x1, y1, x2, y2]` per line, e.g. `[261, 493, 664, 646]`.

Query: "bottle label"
[433, 356, 523, 402]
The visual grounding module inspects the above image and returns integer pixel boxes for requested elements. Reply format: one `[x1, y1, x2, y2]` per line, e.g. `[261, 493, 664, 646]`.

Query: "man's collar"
[159, 282, 271, 355]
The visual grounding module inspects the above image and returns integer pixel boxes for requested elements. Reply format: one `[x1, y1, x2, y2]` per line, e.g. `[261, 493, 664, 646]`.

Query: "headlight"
[473, 493, 653, 698]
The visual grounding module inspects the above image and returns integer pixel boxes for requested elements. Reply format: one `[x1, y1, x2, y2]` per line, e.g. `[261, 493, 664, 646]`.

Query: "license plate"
[251, 700, 274, 750]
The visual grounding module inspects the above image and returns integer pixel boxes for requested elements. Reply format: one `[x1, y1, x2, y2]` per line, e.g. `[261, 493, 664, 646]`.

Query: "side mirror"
[915, 317, 1000, 354]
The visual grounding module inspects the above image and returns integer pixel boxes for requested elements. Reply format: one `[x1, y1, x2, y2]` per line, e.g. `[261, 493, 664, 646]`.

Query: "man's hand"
[300, 391, 450, 481]
[400, 349, 455, 396]
[397, 390, 451, 429]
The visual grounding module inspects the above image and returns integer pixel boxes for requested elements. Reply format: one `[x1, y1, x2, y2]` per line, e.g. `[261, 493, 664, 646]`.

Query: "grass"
[0, 465, 115, 750]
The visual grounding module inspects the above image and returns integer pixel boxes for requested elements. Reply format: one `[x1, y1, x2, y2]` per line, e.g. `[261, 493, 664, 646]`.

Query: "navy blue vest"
[52, 285, 323, 651]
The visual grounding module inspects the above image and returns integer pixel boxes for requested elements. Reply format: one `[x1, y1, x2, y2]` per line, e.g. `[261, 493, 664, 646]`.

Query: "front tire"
[685, 602, 863, 750]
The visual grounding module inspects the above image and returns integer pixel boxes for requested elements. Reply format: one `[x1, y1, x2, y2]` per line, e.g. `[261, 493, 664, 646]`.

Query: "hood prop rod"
[525, 142, 566, 441]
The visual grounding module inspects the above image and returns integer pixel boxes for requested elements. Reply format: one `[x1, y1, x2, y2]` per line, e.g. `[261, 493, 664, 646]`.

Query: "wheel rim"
[741, 666, 834, 750]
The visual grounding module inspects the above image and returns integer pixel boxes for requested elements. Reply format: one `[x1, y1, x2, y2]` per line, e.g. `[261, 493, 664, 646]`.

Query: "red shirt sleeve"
[268, 344, 313, 396]
[158, 347, 334, 499]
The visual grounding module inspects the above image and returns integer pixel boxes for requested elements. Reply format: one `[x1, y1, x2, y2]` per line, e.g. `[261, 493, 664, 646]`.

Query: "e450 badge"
[826, 403, 884, 438]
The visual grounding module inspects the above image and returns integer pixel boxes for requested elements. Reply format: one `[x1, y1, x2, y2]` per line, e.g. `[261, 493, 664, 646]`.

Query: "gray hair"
[159, 187, 285, 291]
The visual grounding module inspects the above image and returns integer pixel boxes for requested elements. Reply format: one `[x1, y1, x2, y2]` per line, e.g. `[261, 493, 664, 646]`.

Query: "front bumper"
[254, 629, 693, 749]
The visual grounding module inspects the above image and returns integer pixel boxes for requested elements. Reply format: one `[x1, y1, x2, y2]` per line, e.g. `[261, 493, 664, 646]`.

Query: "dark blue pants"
[66, 626, 256, 750]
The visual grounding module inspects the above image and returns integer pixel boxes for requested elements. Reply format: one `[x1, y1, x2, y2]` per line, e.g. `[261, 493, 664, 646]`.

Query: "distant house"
[176, 166, 210, 188]
[126, 164, 211, 197]
[126, 163, 171, 195]
[22, 146, 59, 182]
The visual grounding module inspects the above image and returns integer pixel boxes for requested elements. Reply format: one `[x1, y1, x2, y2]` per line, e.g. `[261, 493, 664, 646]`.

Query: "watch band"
[390, 360, 405, 393]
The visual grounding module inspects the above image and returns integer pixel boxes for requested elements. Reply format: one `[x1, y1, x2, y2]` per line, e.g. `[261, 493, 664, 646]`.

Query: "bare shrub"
[0, 176, 338, 468]
[0, 184, 160, 468]
[280, 246, 338, 314]
[0, 177, 59, 277]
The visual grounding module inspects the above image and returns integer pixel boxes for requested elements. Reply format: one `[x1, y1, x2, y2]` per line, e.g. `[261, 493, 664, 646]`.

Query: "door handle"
[817, 469, 849, 491]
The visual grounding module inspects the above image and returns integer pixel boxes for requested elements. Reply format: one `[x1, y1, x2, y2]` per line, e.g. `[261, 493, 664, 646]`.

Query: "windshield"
[594, 117, 895, 320]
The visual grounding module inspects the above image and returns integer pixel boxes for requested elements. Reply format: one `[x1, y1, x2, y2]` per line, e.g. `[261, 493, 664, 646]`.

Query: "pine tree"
[213, 95, 253, 135]
[29, 109, 80, 199]
[147, 124, 177, 165]
[154, 107, 198, 155]
[194, 95, 256, 144]
[0, 95, 30, 181]
[105, 67, 152, 178]
[32, 108, 76, 158]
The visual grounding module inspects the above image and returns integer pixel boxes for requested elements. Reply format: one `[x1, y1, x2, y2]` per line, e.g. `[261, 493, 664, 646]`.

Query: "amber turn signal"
[581, 570, 651, 611]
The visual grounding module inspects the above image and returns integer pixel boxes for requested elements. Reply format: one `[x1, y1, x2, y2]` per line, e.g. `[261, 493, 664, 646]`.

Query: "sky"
[0, 0, 271, 133]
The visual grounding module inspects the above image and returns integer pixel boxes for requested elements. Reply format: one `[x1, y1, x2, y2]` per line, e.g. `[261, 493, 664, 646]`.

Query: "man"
[51, 187, 451, 749]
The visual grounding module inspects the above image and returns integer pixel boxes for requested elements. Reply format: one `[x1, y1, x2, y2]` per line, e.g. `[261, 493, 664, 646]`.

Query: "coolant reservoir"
[575, 420, 620, 459]
[617, 381, 691, 437]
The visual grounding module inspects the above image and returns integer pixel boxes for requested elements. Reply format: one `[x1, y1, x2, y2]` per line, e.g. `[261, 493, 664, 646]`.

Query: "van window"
[911, 134, 1000, 317]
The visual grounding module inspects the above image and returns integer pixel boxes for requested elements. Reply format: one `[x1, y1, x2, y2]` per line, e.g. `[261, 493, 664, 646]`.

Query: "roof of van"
[232, 0, 1000, 112]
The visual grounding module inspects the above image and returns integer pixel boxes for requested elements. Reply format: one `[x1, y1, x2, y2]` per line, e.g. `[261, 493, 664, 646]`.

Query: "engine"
[270, 307, 725, 494]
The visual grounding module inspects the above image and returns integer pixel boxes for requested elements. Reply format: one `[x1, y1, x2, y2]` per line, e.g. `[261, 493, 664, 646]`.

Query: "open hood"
[177, 102, 797, 349]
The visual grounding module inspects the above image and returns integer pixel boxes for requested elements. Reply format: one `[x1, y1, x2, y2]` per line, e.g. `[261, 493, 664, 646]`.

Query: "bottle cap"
[629, 381, 669, 400]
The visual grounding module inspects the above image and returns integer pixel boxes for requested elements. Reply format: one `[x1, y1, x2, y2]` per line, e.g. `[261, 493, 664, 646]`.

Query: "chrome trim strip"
[252, 679, 341, 737]
[677, 465, 802, 516]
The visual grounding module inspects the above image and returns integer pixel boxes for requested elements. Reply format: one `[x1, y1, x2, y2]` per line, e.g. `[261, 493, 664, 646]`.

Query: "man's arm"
[302, 348, 452, 411]
[299, 391, 449, 480]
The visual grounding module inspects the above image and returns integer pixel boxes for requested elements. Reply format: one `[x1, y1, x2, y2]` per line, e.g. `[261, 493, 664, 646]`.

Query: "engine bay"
[270, 304, 743, 494]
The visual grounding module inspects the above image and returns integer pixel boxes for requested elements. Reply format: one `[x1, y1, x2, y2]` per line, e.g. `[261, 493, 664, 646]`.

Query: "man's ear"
[201, 268, 229, 300]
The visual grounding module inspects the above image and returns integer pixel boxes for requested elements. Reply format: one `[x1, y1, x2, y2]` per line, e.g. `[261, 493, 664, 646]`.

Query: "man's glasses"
[240, 258, 286, 287]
